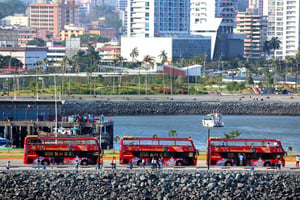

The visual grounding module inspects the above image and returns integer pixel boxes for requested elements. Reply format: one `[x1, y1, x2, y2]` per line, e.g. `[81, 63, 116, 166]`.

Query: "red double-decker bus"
[119, 136, 197, 166]
[207, 137, 286, 167]
[24, 135, 101, 166]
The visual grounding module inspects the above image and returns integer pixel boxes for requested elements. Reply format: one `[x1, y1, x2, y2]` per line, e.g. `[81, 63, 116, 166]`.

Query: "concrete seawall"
[62, 100, 300, 116]
[1, 170, 299, 199]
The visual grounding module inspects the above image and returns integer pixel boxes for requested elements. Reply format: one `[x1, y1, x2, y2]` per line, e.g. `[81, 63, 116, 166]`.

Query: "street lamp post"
[207, 127, 210, 170]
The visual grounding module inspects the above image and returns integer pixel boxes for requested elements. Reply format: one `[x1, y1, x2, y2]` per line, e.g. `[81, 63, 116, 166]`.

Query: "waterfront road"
[0, 159, 299, 172]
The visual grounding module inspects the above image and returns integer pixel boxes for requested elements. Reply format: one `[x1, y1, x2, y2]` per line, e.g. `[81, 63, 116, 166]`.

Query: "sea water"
[112, 115, 300, 151]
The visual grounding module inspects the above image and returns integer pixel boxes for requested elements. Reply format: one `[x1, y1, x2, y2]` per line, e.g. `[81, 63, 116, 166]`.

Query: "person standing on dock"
[111, 156, 116, 169]
[6, 160, 10, 170]
[296, 155, 300, 168]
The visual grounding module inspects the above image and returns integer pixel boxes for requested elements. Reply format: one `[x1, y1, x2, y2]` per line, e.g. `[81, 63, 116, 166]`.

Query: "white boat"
[53, 127, 79, 136]
[202, 112, 224, 127]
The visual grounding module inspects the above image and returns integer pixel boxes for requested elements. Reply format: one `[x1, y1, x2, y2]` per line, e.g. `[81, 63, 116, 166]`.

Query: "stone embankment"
[63, 101, 300, 116]
[0, 170, 299, 199]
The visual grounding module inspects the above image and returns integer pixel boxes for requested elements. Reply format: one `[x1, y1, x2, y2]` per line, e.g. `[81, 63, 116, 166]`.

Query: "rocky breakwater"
[0, 170, 299, 199]
[62, 100, 300, 116]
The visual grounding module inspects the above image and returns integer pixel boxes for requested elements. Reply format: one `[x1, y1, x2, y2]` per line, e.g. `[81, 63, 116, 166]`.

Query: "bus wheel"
[264, 162, 271, 167]
[42, 160, 49, 166]
[225, 162, 232, 166]
[176, 161, 183, 166]
[81, 160, 88, 166]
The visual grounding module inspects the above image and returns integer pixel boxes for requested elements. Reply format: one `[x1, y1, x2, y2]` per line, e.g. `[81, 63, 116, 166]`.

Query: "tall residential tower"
[266, 0, 300, 59]
[126, 0, 190, 37]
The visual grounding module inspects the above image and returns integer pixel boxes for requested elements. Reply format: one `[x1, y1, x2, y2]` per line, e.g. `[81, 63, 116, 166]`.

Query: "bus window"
[45, 152, 54, 157]
[140, 152, 149, 157]
[176, 141, 192, 146]
[123, 140, 139, 146]
[159, 140, 174, 146]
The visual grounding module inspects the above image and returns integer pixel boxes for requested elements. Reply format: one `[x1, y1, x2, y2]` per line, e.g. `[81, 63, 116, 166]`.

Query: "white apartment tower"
[266, 0, 300, 59]
[127, 0, 190, 37]
[190, 0, 222, 59]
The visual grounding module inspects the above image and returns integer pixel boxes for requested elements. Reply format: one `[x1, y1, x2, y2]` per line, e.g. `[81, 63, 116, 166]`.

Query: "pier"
[0, 99, 114, 148]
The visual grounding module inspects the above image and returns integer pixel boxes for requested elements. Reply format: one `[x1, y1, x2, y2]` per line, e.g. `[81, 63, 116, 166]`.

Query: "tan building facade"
[59, 24, 85, 41]
[235, 8, 267, 59]
[29, 0, 79, 38]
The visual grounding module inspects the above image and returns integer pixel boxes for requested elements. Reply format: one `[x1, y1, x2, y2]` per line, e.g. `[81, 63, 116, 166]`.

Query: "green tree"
[224, 130, 241, 139]
[0, 0, 26, 19]
[152, 134, 158, 138]
[246, 75, 254, 86]
[79, 34, 110, 45]
[168, 130, 177, 138]
[27, 38, 46, 46]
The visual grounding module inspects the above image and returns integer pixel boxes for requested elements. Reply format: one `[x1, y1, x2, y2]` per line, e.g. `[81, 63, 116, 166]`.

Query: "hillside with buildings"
[0, 0, 299, 94]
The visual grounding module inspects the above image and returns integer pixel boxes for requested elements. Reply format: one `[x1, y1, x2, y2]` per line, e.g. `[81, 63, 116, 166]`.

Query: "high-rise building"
[29, 0, 79, 38]
[190, 0, 221, 59]
[116, 0, 127, 11]
[249, 0, 264, 16]
[235, 7, 267, 59]
[238, 0, 249, 12]
[266, 0, 300, 59]
[215, 0, 238, 33]
[126, 0, 190, 37]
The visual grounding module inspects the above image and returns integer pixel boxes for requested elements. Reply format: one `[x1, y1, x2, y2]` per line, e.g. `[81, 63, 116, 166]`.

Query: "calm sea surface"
[112, 115, 300, 151]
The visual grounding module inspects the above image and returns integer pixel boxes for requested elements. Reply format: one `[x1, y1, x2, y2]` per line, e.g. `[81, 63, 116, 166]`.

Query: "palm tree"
[130, 47, 139, 63]
[113, 136, 120, 153]
[43, 58, 49, 72]
[35, 61, 43, 98]
[268, 37, 281, 58]
[136, 60, 142, 95]
[158, 50, 168, 64]
[62, 56, 69, 73]
[143, 55, 155, 95]
[116, 55, 126, 67]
